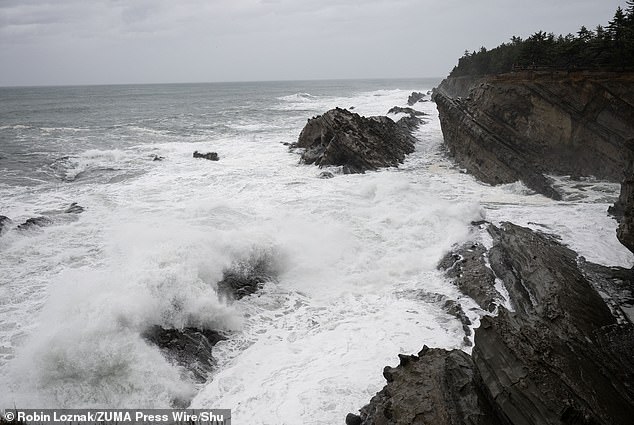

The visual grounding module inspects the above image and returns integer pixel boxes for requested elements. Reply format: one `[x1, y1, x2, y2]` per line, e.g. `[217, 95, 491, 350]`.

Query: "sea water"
[0, 79, 630, 423]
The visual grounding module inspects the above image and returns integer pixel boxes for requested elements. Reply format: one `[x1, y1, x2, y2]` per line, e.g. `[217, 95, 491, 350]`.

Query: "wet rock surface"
[349, 222, 634, 424]
[292, 108, 417, 174]
[432, 72, 634, 199]
[407, 91, 426, 105]
[612, 161, 634, 254]
[142, 325, 226, 383]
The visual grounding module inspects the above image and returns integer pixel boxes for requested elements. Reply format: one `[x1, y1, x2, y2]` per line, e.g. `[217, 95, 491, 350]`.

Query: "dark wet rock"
[0, 215, 11, 235]
[351, 223, 634, 425]
[142, 325, 225, 383]
[292, 108, 416, 174]
[353, 346, 502, 425]
[216, 271, 266, 300]
[581, 260, 634, 323]
[152, 155, 165, 161]
[216, 248, 279, 300]
[407, 91, 425, 105]
[318, 171, 335, 179]
[387, 106, 426, 117]
[611, 160, 634, 254]
[17, 216, 53, 231]
[433, 72, 634, 200]
[438, 242, 500, 312]
[64, 202, 84, 214]
[345, 413, 362, 425]
[193, 151, 219, 161]
[443, 299, 472, 346]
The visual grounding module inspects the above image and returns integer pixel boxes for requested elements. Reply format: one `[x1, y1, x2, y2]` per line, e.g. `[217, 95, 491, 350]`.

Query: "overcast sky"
[0, 0, 627, 86]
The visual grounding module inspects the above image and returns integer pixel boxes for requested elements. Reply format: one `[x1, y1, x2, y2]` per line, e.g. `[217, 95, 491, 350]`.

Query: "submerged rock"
[193, 151, 219, 161]
[64, 202, 84, 214]
[142, 325, 225, 383]
[387, 106, 426, 116]
[292, 108, 416, 174]
[17, 216, 53, 231]
[318, 171, 335, 179]
[216, 248, 280, 300]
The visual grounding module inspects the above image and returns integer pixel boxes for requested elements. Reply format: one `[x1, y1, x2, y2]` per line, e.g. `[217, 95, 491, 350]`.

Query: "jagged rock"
[193, 151, 219, 161]
[350, 223, 634, 425]
[152, 155, 165, 161]
[0, 215, 11, 235]
[17, 216, 53, 230]
[612, 161, 634, 253]
[142, 325, 225, 383]
[216, 248, 279, 300]
[387, 106, 426, 117]
[292, 108, 416, 174]
[352, 347, 502, 425]
[433, 72, 634, 199]
[581, 260, 634, 323]
[438, 242, 500, 312]
[64, 202, 84, 214]
[318, 171, 335, 179]
[407, 92, 425, 105]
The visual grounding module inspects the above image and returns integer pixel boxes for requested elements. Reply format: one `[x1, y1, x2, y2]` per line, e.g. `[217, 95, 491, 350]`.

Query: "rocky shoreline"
[341, 78, 634, 423]
[347, 220, 634, 425]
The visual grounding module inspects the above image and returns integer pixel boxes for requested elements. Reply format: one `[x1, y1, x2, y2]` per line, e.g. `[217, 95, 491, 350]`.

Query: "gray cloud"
[0, 0, 626, 86]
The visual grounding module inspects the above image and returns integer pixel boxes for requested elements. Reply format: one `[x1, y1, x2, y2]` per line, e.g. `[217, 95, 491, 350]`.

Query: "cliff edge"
[432, 71, 634, 199]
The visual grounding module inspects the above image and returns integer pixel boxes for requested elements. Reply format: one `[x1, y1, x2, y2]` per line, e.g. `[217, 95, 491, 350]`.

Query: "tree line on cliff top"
[450, 3, 634, 77]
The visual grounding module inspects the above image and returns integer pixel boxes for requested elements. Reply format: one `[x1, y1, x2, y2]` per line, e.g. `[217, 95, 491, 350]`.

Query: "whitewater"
[0, 80, 631, 424]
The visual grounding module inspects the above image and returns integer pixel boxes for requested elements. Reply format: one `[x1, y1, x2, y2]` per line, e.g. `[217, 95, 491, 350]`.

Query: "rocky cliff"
[433, 71, 634, 199]
[347, 223, 634, 425]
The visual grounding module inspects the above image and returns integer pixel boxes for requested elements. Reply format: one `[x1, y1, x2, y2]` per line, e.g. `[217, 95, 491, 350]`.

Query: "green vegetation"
[450, 2, 634, 77]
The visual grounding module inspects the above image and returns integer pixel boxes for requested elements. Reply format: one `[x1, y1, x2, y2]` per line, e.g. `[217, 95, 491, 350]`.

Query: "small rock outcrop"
[407, 92, 426, 105]
[433, 72, 634, 199]
[193, 151, 219, 161]
[350, 223, 634, 425]
[292, 108, 416, 174]
[17, 216, 53, 231]
[142, 325, 225, 383]
[64, 202, 84, 214]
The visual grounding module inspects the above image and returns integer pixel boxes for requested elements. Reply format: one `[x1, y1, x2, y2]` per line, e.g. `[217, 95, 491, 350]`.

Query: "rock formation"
[433, 71, 634, 199]
[612, 161, 634, 254]
[193, 151, 219, 161]
[292, 108, 417, 174]
[142, 325, 225, 383]
[348, 223, 634, 424]
[407, 92, 426, 105]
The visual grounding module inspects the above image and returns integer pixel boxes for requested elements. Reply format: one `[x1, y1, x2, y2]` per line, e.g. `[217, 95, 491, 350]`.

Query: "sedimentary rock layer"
[433, 71, 634, 199]
[348, 223, 634, 425]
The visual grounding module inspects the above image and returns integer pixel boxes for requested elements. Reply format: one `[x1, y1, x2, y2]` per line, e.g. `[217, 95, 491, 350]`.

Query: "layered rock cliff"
[433, 71, 634, 199]
[347, 223, 634, 425]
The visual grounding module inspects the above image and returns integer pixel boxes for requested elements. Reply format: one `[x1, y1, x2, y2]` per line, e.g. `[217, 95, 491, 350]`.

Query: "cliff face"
[433, 71, 634, 199]
[348, 223, 634, 425]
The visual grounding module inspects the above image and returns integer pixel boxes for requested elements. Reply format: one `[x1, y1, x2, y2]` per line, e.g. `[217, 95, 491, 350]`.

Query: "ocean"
[0, 79, 631, 424]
